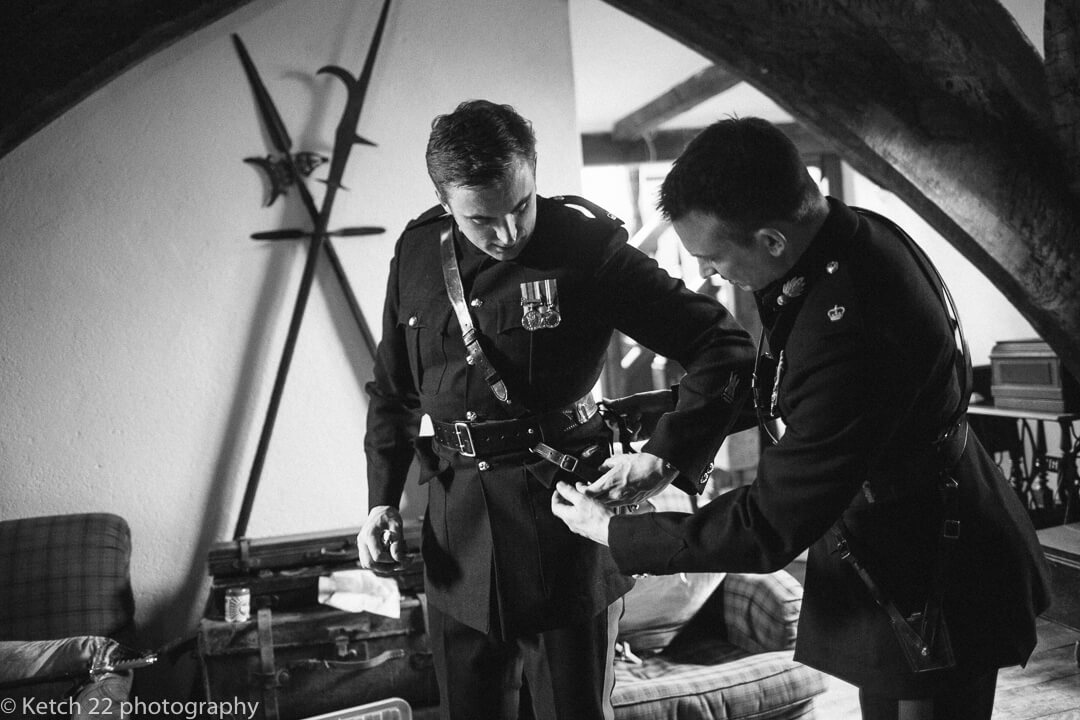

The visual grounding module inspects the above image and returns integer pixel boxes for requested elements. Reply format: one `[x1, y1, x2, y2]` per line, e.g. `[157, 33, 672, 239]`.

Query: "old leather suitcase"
[197, 597, 437, 720]
[205, 524, 425, 615]
[199, 524, 435, 720]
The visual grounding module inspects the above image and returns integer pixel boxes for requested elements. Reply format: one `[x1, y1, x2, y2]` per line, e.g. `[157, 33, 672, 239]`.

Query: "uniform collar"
[755, 197, 858, 323]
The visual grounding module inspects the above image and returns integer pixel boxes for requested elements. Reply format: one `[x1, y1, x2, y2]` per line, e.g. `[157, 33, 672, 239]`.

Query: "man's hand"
[551, 481, 615, 546]
[357, 505, 406, 568]
[584, 451, 677, 508]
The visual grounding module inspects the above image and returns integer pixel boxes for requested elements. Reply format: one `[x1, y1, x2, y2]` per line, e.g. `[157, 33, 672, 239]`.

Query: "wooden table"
[967, 405, 1079, 526]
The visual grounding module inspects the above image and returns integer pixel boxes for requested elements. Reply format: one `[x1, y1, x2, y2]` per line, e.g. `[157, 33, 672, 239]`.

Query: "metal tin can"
[224, 586, 251, 623]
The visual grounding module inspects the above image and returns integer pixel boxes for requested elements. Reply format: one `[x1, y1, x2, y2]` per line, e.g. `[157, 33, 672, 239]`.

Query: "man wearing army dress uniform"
[553, 117, 1052, 720]
[357, 100, 756, 719]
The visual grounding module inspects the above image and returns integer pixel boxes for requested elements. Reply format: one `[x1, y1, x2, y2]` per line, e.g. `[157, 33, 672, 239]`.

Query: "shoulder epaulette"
[404, 204, 450, 232]
[550, 195, 624, 227]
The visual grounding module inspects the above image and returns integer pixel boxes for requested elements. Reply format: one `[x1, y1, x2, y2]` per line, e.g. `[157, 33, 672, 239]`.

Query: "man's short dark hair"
[426, 100, 537, 199]
[658, 117, 822, 233]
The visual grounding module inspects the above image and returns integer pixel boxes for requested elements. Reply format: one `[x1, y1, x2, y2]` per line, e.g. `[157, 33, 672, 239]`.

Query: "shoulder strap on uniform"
[851, 207, 972, 438]
[405, 205, 450, 232]
[550, 195, 625, 227]
[438, 220, 514, 407]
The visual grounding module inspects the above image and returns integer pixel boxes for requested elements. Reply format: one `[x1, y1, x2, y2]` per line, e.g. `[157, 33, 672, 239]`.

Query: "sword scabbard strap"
[440, 223, 512, 406]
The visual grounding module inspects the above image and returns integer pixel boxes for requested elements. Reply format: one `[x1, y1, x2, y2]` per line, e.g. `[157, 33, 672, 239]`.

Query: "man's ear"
[755, 227, 788, 258]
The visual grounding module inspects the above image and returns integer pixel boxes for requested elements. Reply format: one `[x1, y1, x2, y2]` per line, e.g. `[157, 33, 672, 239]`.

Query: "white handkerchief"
[318, 568, 400, 618]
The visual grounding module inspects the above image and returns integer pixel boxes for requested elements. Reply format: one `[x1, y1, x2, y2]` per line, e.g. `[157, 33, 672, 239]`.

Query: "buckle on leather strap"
[454, 422, 476, 457]
[556, 453, 578, 473]
[532, 442, 578, 473]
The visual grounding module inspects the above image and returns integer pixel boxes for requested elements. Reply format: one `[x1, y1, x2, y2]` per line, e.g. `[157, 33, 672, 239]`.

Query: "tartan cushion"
[612, 571, 824, 720]
[721, 571, 802, 654]
[0, 513, 135, 642]
[612, 640, 826, 720]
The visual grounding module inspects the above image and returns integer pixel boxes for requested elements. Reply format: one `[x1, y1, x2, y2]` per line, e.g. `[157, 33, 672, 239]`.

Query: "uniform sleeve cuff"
[609, 513, 685, 575]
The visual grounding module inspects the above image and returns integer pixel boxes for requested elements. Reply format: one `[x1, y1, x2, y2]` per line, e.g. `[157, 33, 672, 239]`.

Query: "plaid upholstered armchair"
[0, 513, 138, 719]
[610, 489, 827, 720]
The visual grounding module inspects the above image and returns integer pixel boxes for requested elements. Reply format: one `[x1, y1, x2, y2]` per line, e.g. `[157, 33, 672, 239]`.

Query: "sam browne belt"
[432, 395, 598, 459]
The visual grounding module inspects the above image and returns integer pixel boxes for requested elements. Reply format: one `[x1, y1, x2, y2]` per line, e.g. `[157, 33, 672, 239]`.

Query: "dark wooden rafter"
[1045, 0, 1080, 194]
[612, 64, 741, 141]
[601, 0, 1080, 379]
[0, 0, 258, 159]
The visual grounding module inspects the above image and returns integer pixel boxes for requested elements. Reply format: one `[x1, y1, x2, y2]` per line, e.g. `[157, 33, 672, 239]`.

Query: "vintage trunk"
[198, 525, 434, 720]
[1037, 522, 1080, 633]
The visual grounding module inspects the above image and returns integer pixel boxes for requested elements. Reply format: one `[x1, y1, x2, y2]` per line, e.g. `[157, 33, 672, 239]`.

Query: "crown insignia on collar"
[827, 305, 846, 322]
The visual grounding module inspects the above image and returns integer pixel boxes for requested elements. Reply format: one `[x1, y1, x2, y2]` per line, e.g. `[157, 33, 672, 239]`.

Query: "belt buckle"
[556, 453, 578, 473]
[573, 395, 597, 424]
[454, 422, 476, 457]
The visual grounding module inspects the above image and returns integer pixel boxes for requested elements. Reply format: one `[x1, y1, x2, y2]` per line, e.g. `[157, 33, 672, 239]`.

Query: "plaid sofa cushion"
[721, 571, 802, 654]
[0, 513, 135, 642]
[612, 571, 825, 720]
[612, 640, 826, 720]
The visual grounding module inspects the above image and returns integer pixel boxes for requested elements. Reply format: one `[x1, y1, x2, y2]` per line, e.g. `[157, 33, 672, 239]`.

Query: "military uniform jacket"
[365, 195, 755, 638]
[609, 198, 1051, 695]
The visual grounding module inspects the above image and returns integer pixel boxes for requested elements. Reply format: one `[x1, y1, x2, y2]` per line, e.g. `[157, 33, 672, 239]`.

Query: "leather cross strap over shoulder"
[439, 222, 512, 406]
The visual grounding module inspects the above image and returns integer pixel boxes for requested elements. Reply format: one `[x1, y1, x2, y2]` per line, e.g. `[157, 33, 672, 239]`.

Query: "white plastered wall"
[0, 0, 580, 697]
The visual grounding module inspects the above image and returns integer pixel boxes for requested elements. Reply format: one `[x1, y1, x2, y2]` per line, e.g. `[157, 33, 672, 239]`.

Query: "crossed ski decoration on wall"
[231, 0, 391, 539]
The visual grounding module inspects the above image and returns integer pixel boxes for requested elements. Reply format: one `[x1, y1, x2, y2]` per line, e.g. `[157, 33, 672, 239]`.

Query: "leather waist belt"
[433, 395, 598, 458]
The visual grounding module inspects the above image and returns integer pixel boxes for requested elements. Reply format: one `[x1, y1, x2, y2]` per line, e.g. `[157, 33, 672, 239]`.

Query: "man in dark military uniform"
[553, 117, 1052, 720]
[357, 100, 755, 720]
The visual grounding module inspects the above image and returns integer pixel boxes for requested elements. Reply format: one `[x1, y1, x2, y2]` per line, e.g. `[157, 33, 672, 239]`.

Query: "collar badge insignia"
[828, 305, 846, 322]
[776, 276, 806, 306]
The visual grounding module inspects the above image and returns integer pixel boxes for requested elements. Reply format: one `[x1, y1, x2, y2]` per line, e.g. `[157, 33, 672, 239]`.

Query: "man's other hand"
[551, 481, 614, 546]
[584, 451, 677, 508]
[357, 505, 406, 568]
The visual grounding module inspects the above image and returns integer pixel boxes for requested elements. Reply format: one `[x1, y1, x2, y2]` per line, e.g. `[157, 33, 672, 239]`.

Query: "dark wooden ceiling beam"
[601, 0, 1080, 378]
[1046, 0, 1080, 194]
[612, 64, 741, 141]
[0, 0, 258, 159]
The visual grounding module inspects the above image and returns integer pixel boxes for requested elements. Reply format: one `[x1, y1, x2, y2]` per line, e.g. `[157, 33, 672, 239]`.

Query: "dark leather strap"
[439, 222, 511, 405]
[853, 207, 973, 437]
[531, 442, 602, 483]
[831, 523, 927, 645]
[256, 606, 280, 720]
[432, 395, 598, 458]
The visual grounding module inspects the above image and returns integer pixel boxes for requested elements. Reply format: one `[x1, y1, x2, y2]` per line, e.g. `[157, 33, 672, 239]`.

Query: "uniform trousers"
[428, 599, 621, 720]
[858, 668, 998, 720]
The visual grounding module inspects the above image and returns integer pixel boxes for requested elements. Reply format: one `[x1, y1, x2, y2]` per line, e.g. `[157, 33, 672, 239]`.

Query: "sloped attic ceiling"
[3, 0, 1079, 376]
